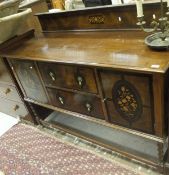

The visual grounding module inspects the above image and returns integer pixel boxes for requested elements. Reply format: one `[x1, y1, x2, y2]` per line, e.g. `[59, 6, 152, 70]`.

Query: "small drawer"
[38, 62, 98, 94]
[0, 58, 14, 85]
[0, 83, 22, 102]
[0, 97, 29, 118]
[47, 88, 104, 120]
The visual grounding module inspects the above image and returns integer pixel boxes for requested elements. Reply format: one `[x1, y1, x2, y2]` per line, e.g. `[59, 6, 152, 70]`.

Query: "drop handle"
[5, 88, 11, 95]
[14, 105, 19, 111]
[77, 75, 84, 88]
[58, 96, 64, 105]
[49, 71, 56, 81]
[85, 103, 92, 112]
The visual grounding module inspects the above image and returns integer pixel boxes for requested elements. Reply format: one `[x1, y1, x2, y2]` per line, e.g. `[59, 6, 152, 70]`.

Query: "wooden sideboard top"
[1, 30, 169, 73]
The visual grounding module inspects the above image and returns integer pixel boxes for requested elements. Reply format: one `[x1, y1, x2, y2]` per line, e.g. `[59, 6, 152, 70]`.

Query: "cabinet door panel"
[11, 60, 48, 103]
[106, 100, 154, 134]
[99, 70, 154, 134]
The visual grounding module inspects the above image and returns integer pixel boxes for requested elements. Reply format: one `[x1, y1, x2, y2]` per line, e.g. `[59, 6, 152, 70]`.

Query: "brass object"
[5, 88, 11, 94]
[85, 103, 92, 112]
[49, 71, 56, 81]
[77, 75, 83, 88]
[58, 96, 64, 105]
[14, 104, 19, 111]
[137, 0, 169, 50]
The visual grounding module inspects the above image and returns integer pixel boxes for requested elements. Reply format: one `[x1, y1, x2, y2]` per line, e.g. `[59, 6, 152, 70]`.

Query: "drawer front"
[47, 88, 104, 120]
[38, 62, 98, 94]
[0, 98, 29, 118]
[100, 70, 154, 134]
[0, 83, 22, 102]
[11, 60, 48, 103]
[0, 58, 13, 85]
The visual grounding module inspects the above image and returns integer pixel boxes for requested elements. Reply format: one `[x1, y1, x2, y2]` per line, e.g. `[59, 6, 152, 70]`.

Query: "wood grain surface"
[1, 31, 169, 73]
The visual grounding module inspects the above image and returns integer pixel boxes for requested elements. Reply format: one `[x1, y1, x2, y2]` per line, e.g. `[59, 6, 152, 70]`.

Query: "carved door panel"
[100, 70, 154, 134]
[11, 59, 48, 103]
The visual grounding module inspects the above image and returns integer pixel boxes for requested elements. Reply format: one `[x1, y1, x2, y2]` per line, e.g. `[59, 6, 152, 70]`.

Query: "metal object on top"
[136, 0, 169, 50]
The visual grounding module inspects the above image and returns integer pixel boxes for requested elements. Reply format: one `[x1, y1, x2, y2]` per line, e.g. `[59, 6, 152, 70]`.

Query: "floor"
[0, 112, 19, 137]
[0, 114, 163, 175]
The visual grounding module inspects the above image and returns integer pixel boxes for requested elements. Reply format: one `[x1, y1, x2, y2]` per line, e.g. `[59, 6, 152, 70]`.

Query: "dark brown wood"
[106, 100, 154, 134]
[1, 31, 169, 73]
[10, 59, 49, 103]
[94, 68, 109, 122]
[99, 69, 154, 134]
[0, 30, 34, 52]
[47, 87, 105, 119]
[36, 1, 164, 31]
[38, 62, 98, 94]
[0, 3, 168, 172]
[153, 73, 165, 137]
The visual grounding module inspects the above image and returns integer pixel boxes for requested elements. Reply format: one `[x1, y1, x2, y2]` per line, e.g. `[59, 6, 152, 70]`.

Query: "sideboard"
[1, 2, 169, 173]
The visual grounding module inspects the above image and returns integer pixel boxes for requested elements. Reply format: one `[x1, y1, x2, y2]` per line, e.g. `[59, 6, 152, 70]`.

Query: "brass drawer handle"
[58, 96, 64, 105]
[85, 103, 92, 112]
[5, 88, 11, 95]
[14, 105, 19, 111]
[77, 75, 84, 88]
[49, 71, 56, 81]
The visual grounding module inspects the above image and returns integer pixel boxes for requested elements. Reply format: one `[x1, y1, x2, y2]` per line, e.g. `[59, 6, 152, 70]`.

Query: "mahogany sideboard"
[1, 2, 169, 173]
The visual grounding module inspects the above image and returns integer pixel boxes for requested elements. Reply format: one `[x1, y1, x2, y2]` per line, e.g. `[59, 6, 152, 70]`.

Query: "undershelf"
[44, 111, 163, 164]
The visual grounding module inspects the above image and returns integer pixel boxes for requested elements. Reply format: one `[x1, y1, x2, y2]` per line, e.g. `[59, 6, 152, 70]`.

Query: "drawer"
[106, 100, 154, 134]
[0, 97, 29, 118]
[47, 88, 104, 120]
[38, 62, 98, 94]
[0, 58, 13, 85]
[11, 59, 48, 103]
[0, 83, 22, 102]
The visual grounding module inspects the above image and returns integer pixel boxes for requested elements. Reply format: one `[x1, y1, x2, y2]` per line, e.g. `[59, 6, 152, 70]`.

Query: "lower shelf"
[43, 111, 165, 166]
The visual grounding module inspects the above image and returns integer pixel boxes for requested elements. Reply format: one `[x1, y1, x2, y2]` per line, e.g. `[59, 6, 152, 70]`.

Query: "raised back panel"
[37, 2, 163, 31]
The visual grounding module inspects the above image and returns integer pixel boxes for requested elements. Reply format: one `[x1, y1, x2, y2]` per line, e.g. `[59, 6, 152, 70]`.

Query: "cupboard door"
[100, 70, 154, 134]
[11, 59, 48, 103]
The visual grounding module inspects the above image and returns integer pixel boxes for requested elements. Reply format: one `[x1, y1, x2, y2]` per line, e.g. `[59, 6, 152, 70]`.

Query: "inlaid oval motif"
[88, 14, 105, 24]
[112, 80, 143, 122]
